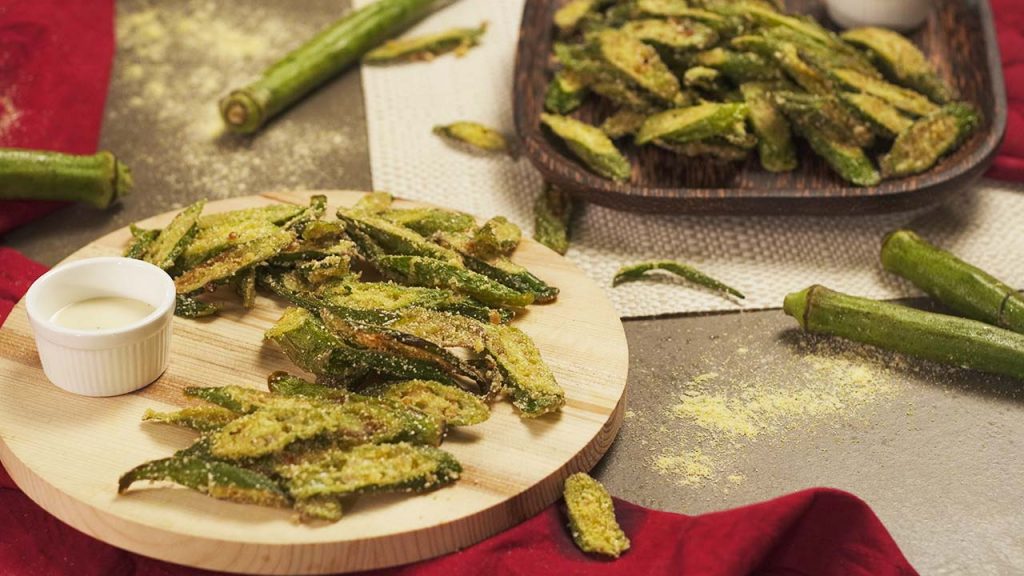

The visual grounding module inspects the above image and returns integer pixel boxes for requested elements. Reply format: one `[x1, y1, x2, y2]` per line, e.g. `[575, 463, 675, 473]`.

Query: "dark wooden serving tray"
[514, 0, 1007, 215]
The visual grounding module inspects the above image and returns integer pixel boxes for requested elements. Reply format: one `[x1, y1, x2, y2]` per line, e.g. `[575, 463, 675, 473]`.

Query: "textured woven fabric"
[355, 0, 1024, 318]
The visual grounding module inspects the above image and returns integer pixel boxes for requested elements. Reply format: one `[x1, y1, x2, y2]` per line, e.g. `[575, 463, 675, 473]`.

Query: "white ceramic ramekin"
[24, 257, 176, 397]
[826, 0, 930, 31]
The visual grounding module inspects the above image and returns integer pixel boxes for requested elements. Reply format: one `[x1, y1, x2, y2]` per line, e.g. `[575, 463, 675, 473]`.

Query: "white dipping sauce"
[51, 296, 155, 331]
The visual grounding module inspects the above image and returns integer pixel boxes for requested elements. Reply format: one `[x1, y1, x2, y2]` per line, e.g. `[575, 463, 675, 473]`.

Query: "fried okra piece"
[683, 66, 727, 94]
[831, 68, 939, 117]
[545, 70, 590, 115]
[185, 385, 274, 414]
[265, 307, 456, 384]
[364, 22, 487, 63]
[468, 216, 521, 258]
[350, 191, 394, 215]
[118, 439, 291, 508]
[564, 472, 630, 558]
[375, 255, 536, 308]
[600, 109, 646, 140]
[174, 228, 294, 294]
[541, 113, 631, 181]
[380, 207, 476, 235]
[693, 48, 781, 83]
[276, 442, 461, 500]
[433, 121, 512, 155]
[484, 323, 565, 417]
[842, 27, 956, 103]
[533, 184, 573, 256]
[597, 29, 681, 105]
[635, 102, 748, 146]
[142, 200, 205, 270]
[197, 204, 303, 229]
[619, 19, 718, 52]
[174, 294, 218, 318]
[207, 394, 443, 460]
[363, 380, 491, 427]
[267, 371, 351, 402]
[338, 210, 463, 265]
[433, 232, 559, 303]
[554, 0, 599, 34]
[124, 225, 159, 260]
[613, 260, 745, 299]
[879, 103, 980, 179]
[740, 82, 797, 172]
[839, 92, 913, 139]
[179, 219, 281, 269]
[142, 406, 240, 432]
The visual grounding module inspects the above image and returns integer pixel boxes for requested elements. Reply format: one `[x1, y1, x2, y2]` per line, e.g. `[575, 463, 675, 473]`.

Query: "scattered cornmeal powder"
[652, 334, 901, 487]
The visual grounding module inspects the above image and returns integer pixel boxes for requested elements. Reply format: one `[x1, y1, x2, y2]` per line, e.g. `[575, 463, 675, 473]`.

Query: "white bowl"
[24, 257, 176, 397]
[826, 0, 930, 31]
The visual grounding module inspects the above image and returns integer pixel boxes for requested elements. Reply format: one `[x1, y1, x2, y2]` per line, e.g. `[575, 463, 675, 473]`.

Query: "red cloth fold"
[989, 0, 1024, 180]
[0, 0, 115, 235]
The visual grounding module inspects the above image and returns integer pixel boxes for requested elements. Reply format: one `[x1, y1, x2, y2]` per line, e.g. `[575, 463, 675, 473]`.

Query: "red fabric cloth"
[0, 0, 115, 234]
[988, 0, 1024, 180]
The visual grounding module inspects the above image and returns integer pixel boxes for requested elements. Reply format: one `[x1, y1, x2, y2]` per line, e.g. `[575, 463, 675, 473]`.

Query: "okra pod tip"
[782, 285, 813, 329]
[219, 90, 265, 135]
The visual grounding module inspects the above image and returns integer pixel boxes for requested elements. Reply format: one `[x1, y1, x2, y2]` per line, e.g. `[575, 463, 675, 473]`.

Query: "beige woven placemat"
[355, 0, 1024, 318]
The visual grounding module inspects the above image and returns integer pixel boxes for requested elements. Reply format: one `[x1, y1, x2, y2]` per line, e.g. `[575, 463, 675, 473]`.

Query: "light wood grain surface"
[0, 191, 630, 574]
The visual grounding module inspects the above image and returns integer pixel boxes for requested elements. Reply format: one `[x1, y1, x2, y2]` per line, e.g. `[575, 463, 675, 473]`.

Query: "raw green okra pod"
[220, 0, 440, 134]
[0, 149, 132, 209]
[881, 229, 1024, 335]
[784, 285, 1024, 381]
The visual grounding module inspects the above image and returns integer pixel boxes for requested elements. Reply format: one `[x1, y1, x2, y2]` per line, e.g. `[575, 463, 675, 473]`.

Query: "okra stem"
[784, 285, 1024, 381]
[0, 149, 132, 209]
[881, 230, 1024, 334]
[219, 0, 441, 134]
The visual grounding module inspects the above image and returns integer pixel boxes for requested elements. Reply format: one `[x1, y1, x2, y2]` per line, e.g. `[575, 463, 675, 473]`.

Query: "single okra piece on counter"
[831, 68, 939, 117]
[533, 184, 573, 256]
[841, 27, 956, 104]
[635, 102, 747, 145]
[433, 121, 512, 155]
[564, 472, 630, 558]
[613, 260, 745, 299]
[740, 82, 797, 172]
[141, 200, 205, 270]
[540, 113, 631, 182]
[881, 229, 1024, 334]
[219, 0, 442, 134]
[879, 103, 979, 179]
[0, 149, 132, 209]
[363, 379, 491, 427]
[276, 442, 461, 500]
[364, 21, 487, 63]
[784, 285, 1024, 381]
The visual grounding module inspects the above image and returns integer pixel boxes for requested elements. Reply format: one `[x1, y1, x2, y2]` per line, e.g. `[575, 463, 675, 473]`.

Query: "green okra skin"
[139, 200, 205, 270]
[174, 228, 295, 294]
[881, 230, 1024, 334]
[619, 18, 718, 52]
[740, 82, 797, 172]
[596, 29, 681, 104]
[374, 255, 535, 308]
[693, 48, 781, 84]
[540, 113, 631, 182]
[841, 26, 957, 104]
[635, 102, 747, 145]
[142, 406, 240, 432]
[839, 92, 912, 139]
[683, 66, 726, 94]
[363, 379, 491, 427]
[219, 0, 441, 134]
[364, 21, 487, 63]
[0, 149, 132, 209]
[174, 294, 218, 318]
[554, 0, 598, 34]
[777, 94, 880, 186]
[831, 68, 939, 118]
[879, 103, 980, 179]
[784, 285, 1024, 381]
[613, 260, 744, 299]
[545, 70, 589, 115]
[533, 184, 573, 256]
[124, 225, 159, 260]
[600, 109, 646, 140]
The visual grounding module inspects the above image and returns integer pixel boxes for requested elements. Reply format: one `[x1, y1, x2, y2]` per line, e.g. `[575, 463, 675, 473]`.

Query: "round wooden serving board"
[0, 191, 629, 574]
